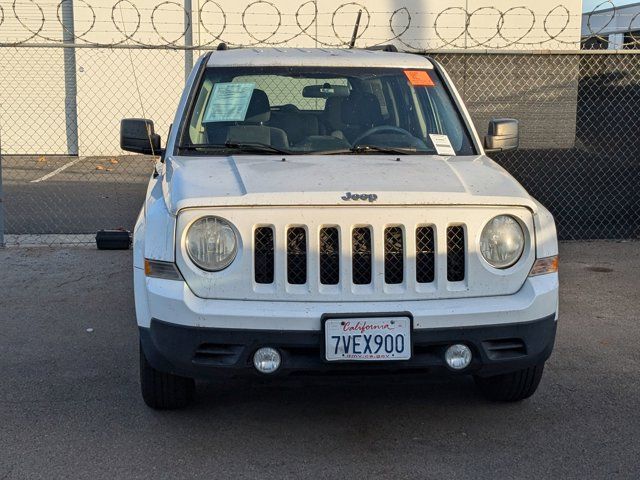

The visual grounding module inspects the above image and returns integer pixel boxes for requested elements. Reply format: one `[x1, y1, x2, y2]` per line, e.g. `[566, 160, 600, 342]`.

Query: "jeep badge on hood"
[341, 192, 378, 202]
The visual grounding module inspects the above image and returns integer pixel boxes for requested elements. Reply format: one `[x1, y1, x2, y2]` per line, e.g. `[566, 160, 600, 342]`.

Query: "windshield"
[178, 66, 476, 156]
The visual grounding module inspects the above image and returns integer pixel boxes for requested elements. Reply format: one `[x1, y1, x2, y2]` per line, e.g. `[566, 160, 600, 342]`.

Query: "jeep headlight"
[186, 216, 238, 271]
[480, 215, 525, 269]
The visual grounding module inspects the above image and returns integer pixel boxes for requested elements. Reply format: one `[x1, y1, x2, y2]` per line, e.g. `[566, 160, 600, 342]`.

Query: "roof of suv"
[205, 47, 434, 69]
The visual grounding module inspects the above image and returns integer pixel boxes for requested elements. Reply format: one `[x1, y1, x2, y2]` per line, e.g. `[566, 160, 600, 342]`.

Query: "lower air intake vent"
[352, 227, 372, 285]
[193, 344, 244, 366]
[287, 227, 307, 285]
[482, 338, 527, 360]
[254, 227, 274, 284]
[320, 227, 340, 285]
[447, 226, 465, 282]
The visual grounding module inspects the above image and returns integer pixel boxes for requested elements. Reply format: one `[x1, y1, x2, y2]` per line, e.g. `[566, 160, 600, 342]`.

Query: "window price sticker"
[203, 82, 255, 122]
[429, 134, 456, 156]
[404, 70, 435, 87]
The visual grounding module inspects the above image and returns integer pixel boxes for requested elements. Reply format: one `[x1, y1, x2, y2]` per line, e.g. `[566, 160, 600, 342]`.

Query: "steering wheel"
[352, 126, 415, 146]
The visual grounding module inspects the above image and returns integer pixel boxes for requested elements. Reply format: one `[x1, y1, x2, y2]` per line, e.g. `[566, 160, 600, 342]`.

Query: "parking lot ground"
[2, 155, 152, 235]
[1, 241, 639, 479]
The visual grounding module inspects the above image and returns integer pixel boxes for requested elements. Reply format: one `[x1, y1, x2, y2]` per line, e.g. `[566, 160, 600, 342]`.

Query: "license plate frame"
[321, 312, 413, 363]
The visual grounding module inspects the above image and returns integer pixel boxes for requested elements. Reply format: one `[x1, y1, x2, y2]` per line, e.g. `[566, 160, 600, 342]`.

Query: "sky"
[583, 0, 639, 11]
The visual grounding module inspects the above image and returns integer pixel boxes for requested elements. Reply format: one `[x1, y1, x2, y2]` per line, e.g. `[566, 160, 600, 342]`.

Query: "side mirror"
[120, 118, 162, 155]
[484, 118, 519, 154]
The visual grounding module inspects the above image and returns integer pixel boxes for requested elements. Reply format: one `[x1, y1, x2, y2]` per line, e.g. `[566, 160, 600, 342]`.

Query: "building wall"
[582, 2, 640, 44]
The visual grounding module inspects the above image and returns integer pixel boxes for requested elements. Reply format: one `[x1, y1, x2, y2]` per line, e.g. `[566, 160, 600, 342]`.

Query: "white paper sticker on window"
[203, 82, 255, 122]
[429, 134, 456, 156]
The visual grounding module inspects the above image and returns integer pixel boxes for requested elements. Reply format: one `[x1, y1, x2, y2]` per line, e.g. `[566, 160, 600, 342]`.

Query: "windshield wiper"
[180, 141, 293, 155]
[313, 145, 426, 155]
[351, 144, 421, 155]
[180, 142, 429, 156]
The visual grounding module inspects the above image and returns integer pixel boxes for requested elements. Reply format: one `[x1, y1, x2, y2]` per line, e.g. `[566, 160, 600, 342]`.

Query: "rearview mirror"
[302, 84, 350, 99]
[484, 118, 519, 153]
[121, 118, 162, 155]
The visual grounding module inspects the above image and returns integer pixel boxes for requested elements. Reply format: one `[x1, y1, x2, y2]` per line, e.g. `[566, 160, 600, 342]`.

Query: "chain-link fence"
[0, 45, 185, 244]
[1, 48, 640, 244]
[1, 0, 639, 244]
[432, 52, 640, 240]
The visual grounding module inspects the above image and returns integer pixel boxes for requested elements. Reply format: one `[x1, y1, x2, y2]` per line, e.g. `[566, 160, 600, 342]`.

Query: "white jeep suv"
[122, 47, 559, 409]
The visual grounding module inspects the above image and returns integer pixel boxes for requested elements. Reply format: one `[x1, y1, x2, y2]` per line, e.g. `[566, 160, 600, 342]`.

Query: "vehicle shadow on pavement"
[194, 374, 483, 413]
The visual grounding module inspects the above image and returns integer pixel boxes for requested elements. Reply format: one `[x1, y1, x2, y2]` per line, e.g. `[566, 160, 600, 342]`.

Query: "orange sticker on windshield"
[404, 70, 435, 87]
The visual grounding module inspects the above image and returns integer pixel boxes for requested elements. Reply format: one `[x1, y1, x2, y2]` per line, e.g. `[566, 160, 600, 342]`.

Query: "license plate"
[324, 316, 411, 362]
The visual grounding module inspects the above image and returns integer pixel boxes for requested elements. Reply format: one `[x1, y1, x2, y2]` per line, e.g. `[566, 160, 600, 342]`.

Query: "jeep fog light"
[480, 215, 525, 268]
[445, 344, 472, 370]
[253, 347, 281, 374]
[186, 216, 238, 271]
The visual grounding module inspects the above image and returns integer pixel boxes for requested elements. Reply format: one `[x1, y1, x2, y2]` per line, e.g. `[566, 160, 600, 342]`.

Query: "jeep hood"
[163, 155, 536, 214]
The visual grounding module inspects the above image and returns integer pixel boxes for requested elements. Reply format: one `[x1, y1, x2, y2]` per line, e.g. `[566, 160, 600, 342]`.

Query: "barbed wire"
[0, 0, 639, 49]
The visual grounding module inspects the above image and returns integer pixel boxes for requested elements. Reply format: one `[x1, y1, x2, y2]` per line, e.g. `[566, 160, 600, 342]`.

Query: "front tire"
[474, 363, 545, 402]
[140, 343, 195, 409]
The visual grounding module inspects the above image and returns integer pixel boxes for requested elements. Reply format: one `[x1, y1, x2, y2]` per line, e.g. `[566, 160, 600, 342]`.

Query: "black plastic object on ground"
[96, 230, 131, 250]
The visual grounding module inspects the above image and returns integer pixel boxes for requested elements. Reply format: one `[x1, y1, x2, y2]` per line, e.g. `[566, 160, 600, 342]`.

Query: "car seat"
[340, 92, 383, 143]
[268, 104, 321, 145]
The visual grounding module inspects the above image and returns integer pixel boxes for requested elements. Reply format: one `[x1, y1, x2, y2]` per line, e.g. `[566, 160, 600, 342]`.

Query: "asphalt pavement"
[0, 241, 639, 479]
[1, 155, 151, 235]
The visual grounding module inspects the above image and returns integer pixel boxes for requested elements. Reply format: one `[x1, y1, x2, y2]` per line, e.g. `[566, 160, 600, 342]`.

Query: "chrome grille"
[352, 227, 372, 285]
[319, 227, 340, 285]
[384, 227, 404, 284]
[287, 227, 307, 285]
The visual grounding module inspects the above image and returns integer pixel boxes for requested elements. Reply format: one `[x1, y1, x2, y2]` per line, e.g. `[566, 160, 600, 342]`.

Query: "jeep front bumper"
[140, 314, 556, 379]
[135, 269, 558, 378]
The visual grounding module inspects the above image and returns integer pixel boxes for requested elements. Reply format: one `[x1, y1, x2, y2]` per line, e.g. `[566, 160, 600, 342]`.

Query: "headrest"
[341, 93, 383, 126]
[245, 89, 271, 123]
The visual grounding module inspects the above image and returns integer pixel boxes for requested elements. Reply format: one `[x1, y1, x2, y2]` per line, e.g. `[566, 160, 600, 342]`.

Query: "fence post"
[0, 128, 5, 248]
[184, 0, 194, 83]
[61, 0, 79, 156]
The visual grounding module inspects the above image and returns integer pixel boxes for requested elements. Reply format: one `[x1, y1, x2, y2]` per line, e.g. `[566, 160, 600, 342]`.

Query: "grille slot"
[254, 227, 274, 284]
[352, 227, 372, 285]
[287, 227, 307, 285]
[384, 227, 404, 284]
[447, 226, 466, 282]
[320, 227, 340, 285]
[416, 226, 435, 283]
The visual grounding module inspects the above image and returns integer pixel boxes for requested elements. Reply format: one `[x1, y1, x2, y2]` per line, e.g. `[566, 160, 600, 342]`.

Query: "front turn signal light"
[529, 255, 558, 277]
[144, 259, 183, 280]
